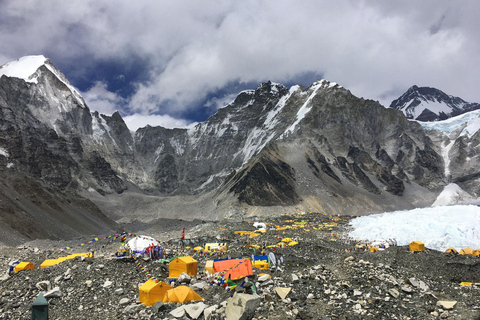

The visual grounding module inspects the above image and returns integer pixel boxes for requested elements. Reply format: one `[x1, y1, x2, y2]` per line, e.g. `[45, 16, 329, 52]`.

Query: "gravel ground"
[1, 212, 479, 319]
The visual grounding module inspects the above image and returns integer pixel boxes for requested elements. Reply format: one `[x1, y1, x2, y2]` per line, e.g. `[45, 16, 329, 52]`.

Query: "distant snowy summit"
[0, 55, 49, 83]
[0, 55, 85, 108]
[390, 85, 480, 121]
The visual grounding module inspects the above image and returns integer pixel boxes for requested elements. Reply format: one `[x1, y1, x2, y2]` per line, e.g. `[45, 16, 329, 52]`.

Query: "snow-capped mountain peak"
[0, 55, 86, 108]
[0, 55, 48, 83]
[390, 85, 480, 121]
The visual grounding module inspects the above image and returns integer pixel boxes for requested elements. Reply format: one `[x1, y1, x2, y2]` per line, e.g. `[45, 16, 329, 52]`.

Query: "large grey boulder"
[225, 293, 261, 320]
[184, 302, 207, 319]
[44, 287, 62, 299]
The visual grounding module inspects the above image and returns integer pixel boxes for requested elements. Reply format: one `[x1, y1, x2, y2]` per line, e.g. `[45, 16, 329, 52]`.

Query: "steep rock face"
[390, 85, 480, 121]
[216, 83, 446, 215]
[0, 59, 134, 195]
[227, 146, 300, 206]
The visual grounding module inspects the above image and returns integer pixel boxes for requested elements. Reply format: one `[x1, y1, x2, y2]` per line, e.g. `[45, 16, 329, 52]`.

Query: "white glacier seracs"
[349, 205, 480, 252]
[418, 109, 480, 138]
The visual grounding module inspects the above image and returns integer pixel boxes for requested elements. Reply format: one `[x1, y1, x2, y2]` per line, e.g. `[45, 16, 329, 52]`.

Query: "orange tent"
[459, 247, 474, 255]
[214, 259, 253, 280]
[165, 286, 203, 303]
[473, 249, 480, 257]
[409, 241, 425, 252]
[169, 256, 198, 278]
[369, 246, 379, 252]
[445, 247, 458, 254]
[139, 280, 173, 306]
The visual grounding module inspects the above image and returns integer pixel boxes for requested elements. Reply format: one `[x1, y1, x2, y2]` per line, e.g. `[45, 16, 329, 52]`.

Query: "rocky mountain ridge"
[1, 56, 480, 244]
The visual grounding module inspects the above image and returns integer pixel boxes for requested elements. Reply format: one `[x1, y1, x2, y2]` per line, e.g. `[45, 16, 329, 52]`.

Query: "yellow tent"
[409, 241, 425, 252]
[14, 262, 34, 273]
[165, 286, 203, 303]
[288, 241, 299, 246]
[139, 280, 173, 306]
[193, 246, 203, 252]
[169, 256, 198, 278]
[252, 260, 269, 270]
[56, 257, 71, 262]
[67, 253, 93, 259]
[40, 259, 60, 268]
[276, 242, 287, 248]
[459, 247, 474, 255]
[445, 247, 458, 254]
[369, 246, 379, 252]
[473, 249, 480, 256]
[205, 260, 215, 274]
[281, 238, 293, 242]
[246, 244, 260, 250]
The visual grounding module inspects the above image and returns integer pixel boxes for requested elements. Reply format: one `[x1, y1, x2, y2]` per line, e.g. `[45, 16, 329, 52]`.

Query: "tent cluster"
[445, 247, 480, 256]
[139, 280, 203, 306]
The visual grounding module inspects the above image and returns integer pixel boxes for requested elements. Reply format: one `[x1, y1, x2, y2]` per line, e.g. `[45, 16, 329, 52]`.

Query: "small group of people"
[145, 243, 164, 260]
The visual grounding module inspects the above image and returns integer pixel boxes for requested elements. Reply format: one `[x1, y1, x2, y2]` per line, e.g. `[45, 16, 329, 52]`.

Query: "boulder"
[152, 300, 166, 313]
[408, 278, 429, 291]
[275, 287, 291, 300]
[36, 281, 52, 292]
[44, 287, 62, 299]
[170, 305, 186, 318]
[177, 272, 191, 284]
[225, 293, 261, 320]
[184, 302, 207, 319]
[191, 281, 207, 291]
[204, 305, 218, 320]
[437, 300, 457, 310]
[123, 303, 141, 314]
[388, 288, 400, 298]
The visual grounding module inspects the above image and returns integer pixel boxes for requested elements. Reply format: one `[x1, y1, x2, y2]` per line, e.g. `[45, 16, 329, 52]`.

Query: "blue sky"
[1, 1, 480, 131]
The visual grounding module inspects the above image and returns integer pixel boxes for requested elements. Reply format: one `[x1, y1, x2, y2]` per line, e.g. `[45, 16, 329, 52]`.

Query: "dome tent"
[127, 236, 159, 254]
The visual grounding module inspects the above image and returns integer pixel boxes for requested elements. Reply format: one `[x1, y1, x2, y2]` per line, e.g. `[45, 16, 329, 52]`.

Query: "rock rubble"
[1, 212, 479, 319]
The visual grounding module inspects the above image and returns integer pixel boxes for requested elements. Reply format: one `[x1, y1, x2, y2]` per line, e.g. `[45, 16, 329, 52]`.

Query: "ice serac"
[390, 85, 480, 121]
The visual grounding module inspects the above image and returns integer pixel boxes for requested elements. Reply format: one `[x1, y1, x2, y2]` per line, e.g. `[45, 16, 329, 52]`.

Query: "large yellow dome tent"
[139, 280, 172, 306]
[165, 286, 203, 303]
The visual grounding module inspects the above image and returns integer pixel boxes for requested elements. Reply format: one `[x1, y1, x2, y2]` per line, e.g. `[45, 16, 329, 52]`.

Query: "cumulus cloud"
[204, 93, 238, 110]
[1, 0, 480, 125]
[80, 81, 125, 115]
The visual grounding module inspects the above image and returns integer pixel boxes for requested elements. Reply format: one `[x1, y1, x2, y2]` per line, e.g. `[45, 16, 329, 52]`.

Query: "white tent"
[127, 236, 159, 254]
[253, 222, 267, 229]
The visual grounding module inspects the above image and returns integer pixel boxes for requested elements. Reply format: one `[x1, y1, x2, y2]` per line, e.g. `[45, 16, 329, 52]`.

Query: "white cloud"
[1, 0, 480, 120]
[123, 113, 197, 132]
[80, 81, 125, 115]
[204, 93, 238, 110]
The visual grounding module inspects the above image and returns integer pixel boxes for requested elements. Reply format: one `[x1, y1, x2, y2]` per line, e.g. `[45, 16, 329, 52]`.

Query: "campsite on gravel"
[1, 210, 480, 319]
